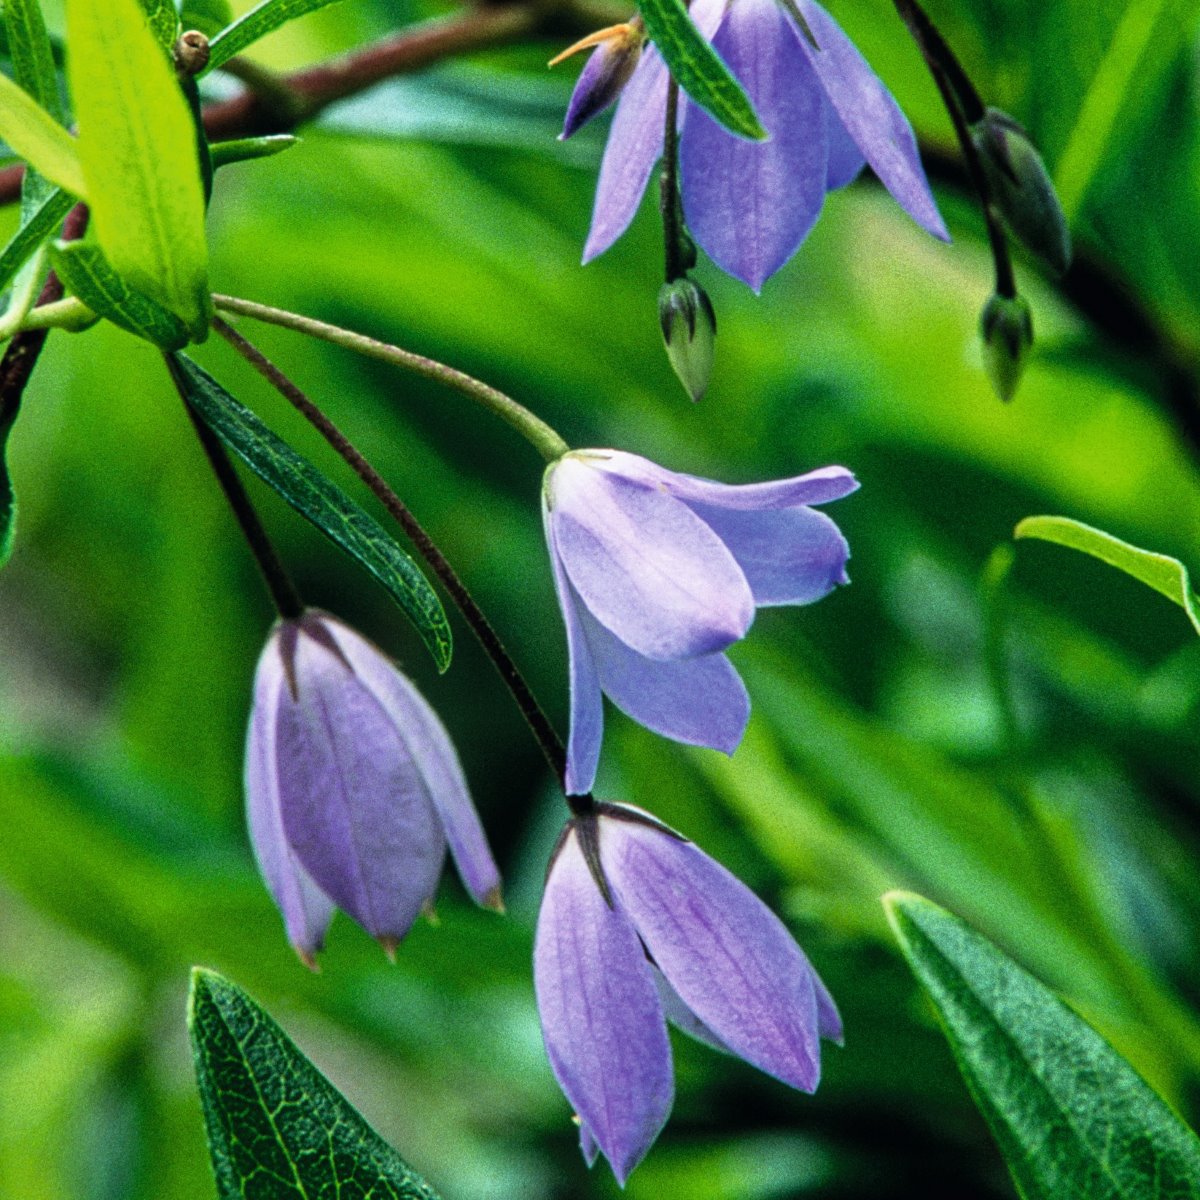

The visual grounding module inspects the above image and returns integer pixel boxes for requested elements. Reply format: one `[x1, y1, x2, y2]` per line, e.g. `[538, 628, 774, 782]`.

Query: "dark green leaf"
[171, 355, 452, 671]
[50, 241, 190, 349]
[206, 0, 349, 72]
[189, 969, 443, 1200]
[179, 0, 236, 37]
[637, 0, 765, 140]
[4, 0, 63, 126]
[138, 0, 180, 47]
[209, 134, 298, 170]
[0, 187, 73, 295]
[884, 892, 1200, 1199]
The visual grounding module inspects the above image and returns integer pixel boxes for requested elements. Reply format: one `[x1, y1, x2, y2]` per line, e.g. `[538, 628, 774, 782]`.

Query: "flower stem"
[167, 353, 304, 621]
[660, 77, 691, 283]
[211, 316, 574, 790]
[211, 294, 570, 462]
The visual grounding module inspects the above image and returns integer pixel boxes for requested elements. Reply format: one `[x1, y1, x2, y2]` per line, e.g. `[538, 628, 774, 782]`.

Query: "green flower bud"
[980, 292, 1033, 403]
[658, 279, 716, 403]
[972, 107, 1072, 276]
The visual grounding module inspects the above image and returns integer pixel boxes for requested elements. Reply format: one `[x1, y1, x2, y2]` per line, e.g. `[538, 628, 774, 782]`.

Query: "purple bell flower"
[534, 802, 842, 1183]
[542, 450, 857, 794]
[245, 610, 502, 965]
[571, 0, 949, 291]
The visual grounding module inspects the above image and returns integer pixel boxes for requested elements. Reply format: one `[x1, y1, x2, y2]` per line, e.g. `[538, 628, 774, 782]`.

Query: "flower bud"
[972, 107, 1072, 276]
[552, 21, 644, 140]
[980, 291, 1033, 403]
[658, 278, 716, 403]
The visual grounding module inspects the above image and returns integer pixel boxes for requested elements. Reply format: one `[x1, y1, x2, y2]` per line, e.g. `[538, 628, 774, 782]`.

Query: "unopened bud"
[552, 20, 644, 140]
[980, 292, 1033, 403]
[173, 30, 211, 79]
[972, 108, 1071, 276]
[658, 278, 716, 403]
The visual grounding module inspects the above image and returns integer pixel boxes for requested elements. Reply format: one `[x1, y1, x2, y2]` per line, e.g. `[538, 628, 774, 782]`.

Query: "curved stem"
[212, 316, 574, 791]
[211, 294, 570, 462]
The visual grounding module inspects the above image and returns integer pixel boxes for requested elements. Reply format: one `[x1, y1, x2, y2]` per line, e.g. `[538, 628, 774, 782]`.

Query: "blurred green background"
[3, 0, 1200, 1195]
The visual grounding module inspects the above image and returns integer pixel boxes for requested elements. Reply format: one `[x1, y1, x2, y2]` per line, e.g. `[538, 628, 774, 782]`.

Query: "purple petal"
[533, 827, 673, 1184]
[324, 617, 501, 910]
[680, 0, 829, 291]
[795, 0, 948, 239]
[688, 0, 731, 39]
[561, 32, 642, 140]
[577, 600, 750, 755]
[579, 1121, 600, 1168]
[825, 102, 865, 190]
[813, 968, 844, 1044]
[598, 452, 859, 511]
[548, 453, 754, 661]
[601, 812, 824, 1091]
[685, 502, 850, 606]
[245, 625, 335, 960]
[544, 502, 605, 795]
[276, 617, 446, 944]
[583, 48, 669, 263]
[652, 965, 734, 1054]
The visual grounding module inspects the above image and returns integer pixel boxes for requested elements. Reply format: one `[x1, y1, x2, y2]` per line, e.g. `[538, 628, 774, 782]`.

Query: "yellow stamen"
[548, 23, 634, 67]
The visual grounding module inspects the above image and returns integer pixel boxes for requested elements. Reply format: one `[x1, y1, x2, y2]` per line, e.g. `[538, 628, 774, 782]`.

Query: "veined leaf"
[0, 72, 85, 198]
[6, 0, 64, 218]
[67, 0, 210, 338]
[206, 0, 349, 72]
[138, 0, 180, 47]
[884, 892, 1200, 1199]
[1015, 514, 1200, 636]
[189, 969, 443, 1200]
[0, 188, 73, 296]
[179, 0, 236, 38]
[170, 355, 453, 671]
[50, 241, 190, 349]
[637, 0, 765, 141]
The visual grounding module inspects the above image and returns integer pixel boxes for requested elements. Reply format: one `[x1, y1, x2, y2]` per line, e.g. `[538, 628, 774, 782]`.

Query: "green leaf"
[636, 0, 765, 140]
[0, 394, 19, 568]
[179, 0, 236, 38]
[209, 133, 298, 170]
[188, 969, 444, 1200]
[50, 241, 190, 349]
[137, 0, 180, 47]
[0, 73, 86, 198]
[0, 187, 73, 295]
[1014, 514, 1200, 636]
[4, 0, 63, 124]
[67, 0, 210, 339]
[884, 892, 1200, 1200]
[206, 0, 349, 73]
[170, 355, 453, 671]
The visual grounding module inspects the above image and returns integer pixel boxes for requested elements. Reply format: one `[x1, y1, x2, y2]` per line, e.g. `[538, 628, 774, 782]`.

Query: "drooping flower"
[534, 803, 841, 1183]
[245, 610, 501, 964]
[542, 450, 857, 794]
[566, 0, 948, 291]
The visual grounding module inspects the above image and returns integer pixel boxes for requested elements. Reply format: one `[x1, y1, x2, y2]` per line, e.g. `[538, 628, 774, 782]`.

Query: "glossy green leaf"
[189, 969, 443, 1200]
[1015, 514, 1200, 636]
[4, 0, 62, 123]
[885, 892, 1200, 1199]
[0, 72, 85, 198]
[67, 0, 210, 338]
[0, 187, 73, 295]
[179, 0, 236, 37]
[637, 0, 765, 140]
[206, 0, 348, 72]
[137, 0, 180, 47]
[50, 241, 190, 349]
[170, 355, 453, 671]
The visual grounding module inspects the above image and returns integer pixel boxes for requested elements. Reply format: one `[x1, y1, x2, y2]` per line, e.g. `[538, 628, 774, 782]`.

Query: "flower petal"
[679, 0, 828, 291]
[652, 965, 733, 1054]
[583, 48, 669, 263]
[602, 813, 825, 1091]
[276, 620, 446, 943]
[548, 453, 754, 661]
[825, 101, 865, 190]
[245, 626, 335, 960]
[324, 617, 501, 909]
[684, 502, 850, 606]
[795, 0, 948, 239]
[544, 503, 605, 795]
[578, 601, 750, 754]
[533, 827, 674, 1184]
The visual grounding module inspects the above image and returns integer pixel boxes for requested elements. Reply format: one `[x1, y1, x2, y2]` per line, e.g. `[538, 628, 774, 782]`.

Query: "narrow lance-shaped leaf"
[637, 0, 766, 140]
[170, 355, 453, 671]
[0, 189, 74, 296]
[5, 0, 65, 213]
[67, 0, 210, 338]
[885, 891, 1200, 1200]
[138, 0, 180, 48]
[1015, 514, 1200, 637]
[189, 969, 444, 1200]
[0, 73, 86, 198]
[180, 0, 236, 38]
[206, 0, 349, 72]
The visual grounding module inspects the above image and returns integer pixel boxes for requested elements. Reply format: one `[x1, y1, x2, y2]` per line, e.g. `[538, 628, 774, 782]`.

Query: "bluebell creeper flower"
[552, 20, 645, 139]
[542, 450, 857, 794]
[565, 0, 949, 291]
[534, 802, 842, 1183]
[245, 610, 502, 965]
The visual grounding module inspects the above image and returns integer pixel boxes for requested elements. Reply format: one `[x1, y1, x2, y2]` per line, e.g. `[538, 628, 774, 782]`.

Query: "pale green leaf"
[206, 0, 349, 72]
[189, 969, 443, 1200]
[885, 892, 1200, 1199]
[67, 0, 210, 338]
[637, 0, 765, 140]
[1014, 514, 1200, 636]
[0, 72, 85, 197]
